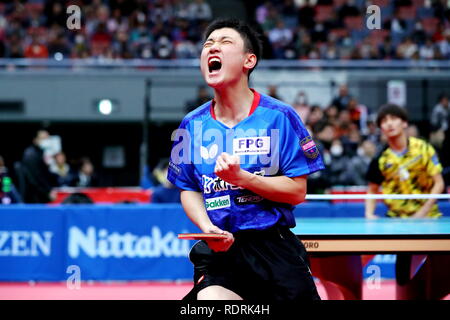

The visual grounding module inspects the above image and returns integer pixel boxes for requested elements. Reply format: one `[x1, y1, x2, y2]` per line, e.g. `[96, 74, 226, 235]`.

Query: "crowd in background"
[262, 84, 450, 193]
[0, 0, 214, 60]
[3, 84, 446, 204]
[0, 0, 449, 60]
[0, 129, 100, 204]
[255, 0, 450, 60]
[0, 0, 449, 204]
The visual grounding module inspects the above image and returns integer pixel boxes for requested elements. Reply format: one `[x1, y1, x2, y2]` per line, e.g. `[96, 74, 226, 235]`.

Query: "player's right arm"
[365, 153, 383, 219]
[180, 190, 234, 252]
[180, 190, 216, 232]
[365, 182, 380, 219]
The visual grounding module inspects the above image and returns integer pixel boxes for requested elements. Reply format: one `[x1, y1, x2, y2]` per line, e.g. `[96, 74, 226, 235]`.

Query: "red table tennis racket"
[178, 233, 228, 240]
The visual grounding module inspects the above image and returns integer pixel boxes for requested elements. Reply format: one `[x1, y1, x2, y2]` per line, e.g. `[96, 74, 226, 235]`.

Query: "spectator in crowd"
[331, 84, 352, 111]
[48, 32, 71, 59]
[24, 34, 49, 59]
[411, 21, 427, 46]
[49, 151, 75, 187]
[396, 37, 418, 59]
[347, 97, 368, 132]
[151, 158, 181, 203]
[20, 130, 57, 203]
[0, 155, 22, 204]
[45, 1, 67, 28]
[431, 93, 449, 132]
[419, 38, 436, 60]
[292, 91, 310, 123]
[188, 0, 212, 21]
[185, 85, 213, 113]
[321, 37, 339, 60]
[379, 36, 396, 59]
[295, 30, 314, 59]
[327, 138, 353, 186]
[256, 1, 272, 25]
[438, 29, 450, 59]
[342, 126, 363, 157]
[335, 109, 354, 138]
[383, 8, 408, 37]
[363, 117, 382, 146]
[314, 121, 335, 165]
[72, 158, 99, 188]
[267, 84, 281, 100]
[429, 128, 445, 158]
[305, 121, 334, 193]
[268, 20, 293, 58]
[407, 123, 420, 138]
[306, 105, 326, 132]
[297, 0, 315, 30]
[323, 104, 339, 127]
[343, 139, 377, 186]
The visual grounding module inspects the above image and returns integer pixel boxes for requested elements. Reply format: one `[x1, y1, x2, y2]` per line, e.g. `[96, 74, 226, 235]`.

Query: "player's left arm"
[413, 143, 445, 218]
[214, 152, 306, 205]
[412, 173, 445, 218]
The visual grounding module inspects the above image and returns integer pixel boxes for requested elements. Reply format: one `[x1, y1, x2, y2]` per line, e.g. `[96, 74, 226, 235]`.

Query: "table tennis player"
[168, 18, 325, 301]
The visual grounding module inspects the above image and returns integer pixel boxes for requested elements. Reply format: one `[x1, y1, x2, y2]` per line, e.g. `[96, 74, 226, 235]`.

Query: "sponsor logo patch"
[234, 194, 264, 205]
[205, 195, 231, 211]
[233, 136, 270, 155]
[300, 136, 318, 159]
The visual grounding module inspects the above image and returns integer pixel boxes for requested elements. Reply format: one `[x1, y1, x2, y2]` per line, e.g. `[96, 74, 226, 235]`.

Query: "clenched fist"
[214, 152, 245, 186]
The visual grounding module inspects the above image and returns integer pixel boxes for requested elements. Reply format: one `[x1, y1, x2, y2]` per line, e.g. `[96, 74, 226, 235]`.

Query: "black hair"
[438, 92, 448, 102]
[62, 192, 94, 204]
[203, 18, 263, 76]
[376, 104, 408, 127]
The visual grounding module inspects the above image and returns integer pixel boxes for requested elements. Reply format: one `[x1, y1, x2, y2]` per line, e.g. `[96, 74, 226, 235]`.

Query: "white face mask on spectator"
[38, 138, 51, 150]
[330, 145, 343, 157]
[357, 147, 365, 157]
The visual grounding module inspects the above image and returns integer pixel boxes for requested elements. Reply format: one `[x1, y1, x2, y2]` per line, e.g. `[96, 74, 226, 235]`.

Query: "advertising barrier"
[1, 203, 449, 281]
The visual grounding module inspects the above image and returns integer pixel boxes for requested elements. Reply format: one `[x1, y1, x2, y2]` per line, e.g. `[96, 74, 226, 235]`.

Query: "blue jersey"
[167, 90, 324, 233]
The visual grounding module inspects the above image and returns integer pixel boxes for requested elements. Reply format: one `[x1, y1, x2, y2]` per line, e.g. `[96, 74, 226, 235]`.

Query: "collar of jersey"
[390, 136, 410, 157]
[209, 89, 261, 127]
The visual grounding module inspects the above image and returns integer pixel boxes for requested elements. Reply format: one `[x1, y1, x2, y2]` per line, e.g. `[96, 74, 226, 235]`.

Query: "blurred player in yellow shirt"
[365, 104, 444, 219]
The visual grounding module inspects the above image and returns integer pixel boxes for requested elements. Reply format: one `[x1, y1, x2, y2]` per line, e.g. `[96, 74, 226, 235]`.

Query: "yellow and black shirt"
[366, 137, 443, 218]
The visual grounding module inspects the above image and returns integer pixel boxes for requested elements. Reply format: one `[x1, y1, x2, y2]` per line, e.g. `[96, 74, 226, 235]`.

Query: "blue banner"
[0, 204, 201, 281]
[1, 203, 449, 281]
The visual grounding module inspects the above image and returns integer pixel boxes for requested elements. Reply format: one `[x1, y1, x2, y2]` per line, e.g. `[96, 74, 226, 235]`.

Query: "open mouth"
[208, 57, 222, 73]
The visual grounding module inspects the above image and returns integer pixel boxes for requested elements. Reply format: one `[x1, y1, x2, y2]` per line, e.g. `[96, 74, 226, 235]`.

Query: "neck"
[213, 78, 253, 124]
[388, 133, 408, 153]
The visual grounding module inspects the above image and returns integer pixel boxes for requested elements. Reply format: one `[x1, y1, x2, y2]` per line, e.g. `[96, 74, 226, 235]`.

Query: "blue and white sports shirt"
[168, 90, 324, 233]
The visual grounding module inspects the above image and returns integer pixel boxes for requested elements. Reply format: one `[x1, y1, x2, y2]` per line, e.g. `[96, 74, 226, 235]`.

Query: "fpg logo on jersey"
[233, 136, 270, 155]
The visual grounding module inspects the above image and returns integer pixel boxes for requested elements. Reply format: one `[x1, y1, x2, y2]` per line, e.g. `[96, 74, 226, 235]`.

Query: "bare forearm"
[365, 198, 377, 218]
[365, 183, 380, 218]
[180, 190, 214, 232]
[236, 171, 306, 205]
[413, 174, 445, 218]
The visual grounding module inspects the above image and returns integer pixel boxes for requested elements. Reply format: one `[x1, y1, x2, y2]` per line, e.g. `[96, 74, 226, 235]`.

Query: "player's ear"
[243, 53, 257, 72]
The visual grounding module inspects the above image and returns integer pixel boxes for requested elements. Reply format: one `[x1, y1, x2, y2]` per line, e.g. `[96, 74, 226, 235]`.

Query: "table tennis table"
[293, 218, 450, 300]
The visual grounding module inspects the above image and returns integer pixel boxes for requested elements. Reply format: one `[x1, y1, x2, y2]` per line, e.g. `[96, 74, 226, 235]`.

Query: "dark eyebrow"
[205, 36, 234, 43]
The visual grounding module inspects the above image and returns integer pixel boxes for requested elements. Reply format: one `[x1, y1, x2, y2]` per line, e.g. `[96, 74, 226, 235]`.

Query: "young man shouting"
[168, 19, 324, 301]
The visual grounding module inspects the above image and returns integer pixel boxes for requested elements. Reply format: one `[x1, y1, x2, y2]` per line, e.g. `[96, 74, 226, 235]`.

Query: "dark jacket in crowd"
[21, 144, 56, 203]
